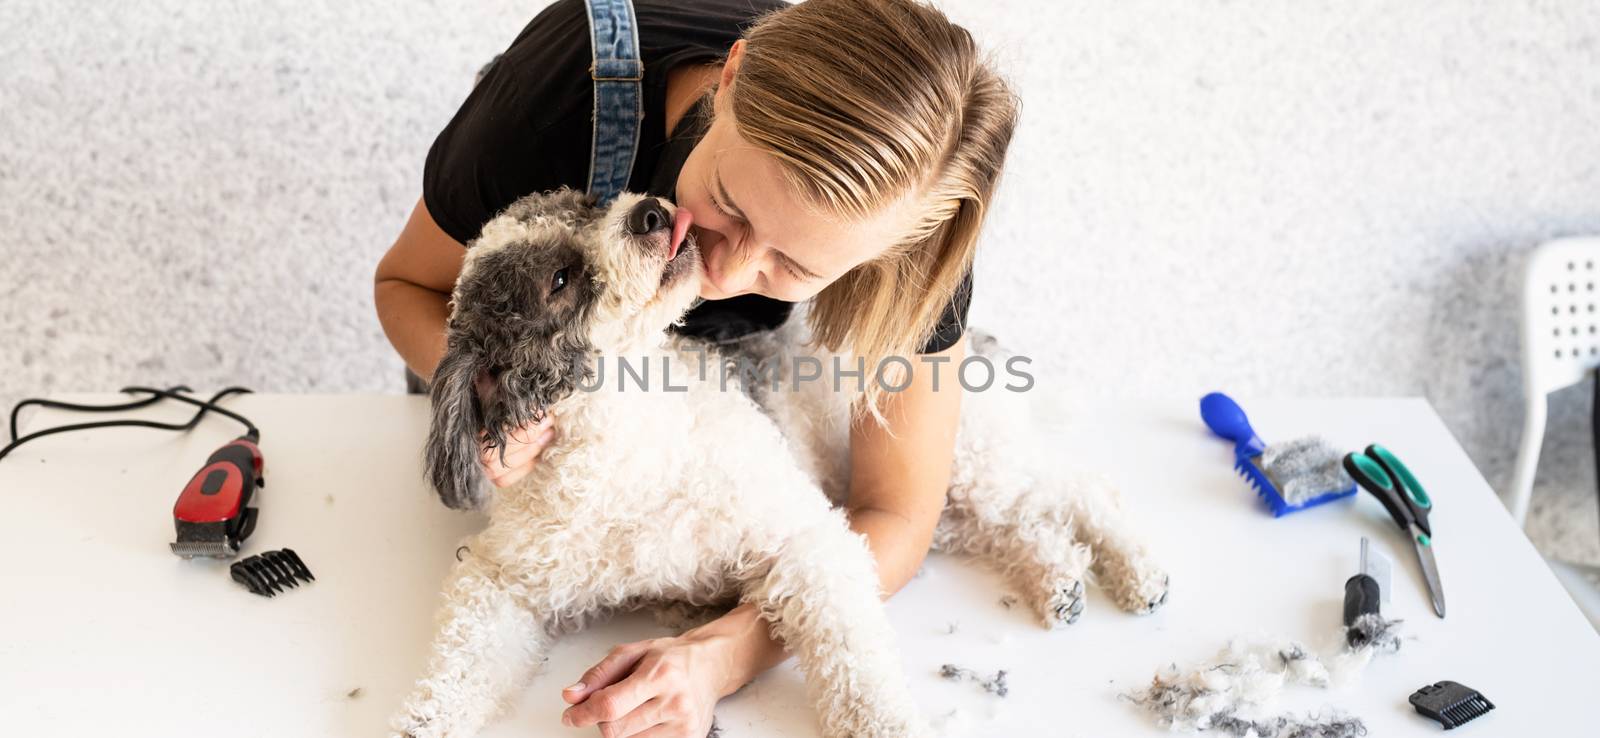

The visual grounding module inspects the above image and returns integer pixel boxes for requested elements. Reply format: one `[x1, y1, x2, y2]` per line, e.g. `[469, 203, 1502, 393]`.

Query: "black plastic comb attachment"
[230, 548, 315, 597]
[1410, 680, 1493, 729]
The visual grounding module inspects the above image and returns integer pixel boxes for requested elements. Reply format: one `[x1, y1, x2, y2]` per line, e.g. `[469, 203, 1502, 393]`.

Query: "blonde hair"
[720, 0, 1020, 419]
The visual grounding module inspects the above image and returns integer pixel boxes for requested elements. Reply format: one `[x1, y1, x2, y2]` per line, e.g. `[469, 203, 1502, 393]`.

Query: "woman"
[373, 0, 1018, 735]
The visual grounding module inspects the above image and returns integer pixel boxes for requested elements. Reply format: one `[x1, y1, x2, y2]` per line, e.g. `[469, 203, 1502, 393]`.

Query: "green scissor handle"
[1345, 453, 1391, 491]
[1345, 453, 1407, 523]
[1368, 444, 1430, 509]
[1343, 446, 1436, 540]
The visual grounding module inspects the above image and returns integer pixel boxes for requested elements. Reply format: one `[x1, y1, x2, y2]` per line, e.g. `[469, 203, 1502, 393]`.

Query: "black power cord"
[8, 384, 194, 439]
[0, 385, 258, 464]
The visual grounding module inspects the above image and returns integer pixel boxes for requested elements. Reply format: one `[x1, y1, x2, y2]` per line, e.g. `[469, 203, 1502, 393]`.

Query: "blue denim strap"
[583, 0, 644, 207]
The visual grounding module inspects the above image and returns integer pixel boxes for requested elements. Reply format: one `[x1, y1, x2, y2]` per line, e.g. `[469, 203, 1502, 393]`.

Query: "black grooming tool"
[230, 548, 314, 597]
[1344, 538, 1383, 647]
[1410, 681, 1494, 729]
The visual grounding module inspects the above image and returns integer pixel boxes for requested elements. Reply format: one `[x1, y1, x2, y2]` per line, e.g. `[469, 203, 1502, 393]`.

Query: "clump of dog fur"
[1125, 615, 1405, 737]
[939, 664, 1010, 697]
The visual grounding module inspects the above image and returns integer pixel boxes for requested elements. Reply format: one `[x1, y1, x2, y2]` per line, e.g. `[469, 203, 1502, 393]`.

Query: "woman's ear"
[718, 39, 744, 94]
[424, 347, 491, 511]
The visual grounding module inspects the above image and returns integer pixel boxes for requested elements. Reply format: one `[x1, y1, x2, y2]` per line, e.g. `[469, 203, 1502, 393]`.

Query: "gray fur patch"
[425, 188, 604, 509]
[939, 664, 1009, 697]
[1344, 613, 1404, 652]
[1261, 436, 1354, 505]
[1207, 712, 1368, 738]
[1125, 619, 1405, 737]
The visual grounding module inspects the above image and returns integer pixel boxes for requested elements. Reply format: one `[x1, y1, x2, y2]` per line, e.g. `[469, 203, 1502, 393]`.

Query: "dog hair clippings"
[230, 548, 314, 597]
[939, 664, 1009, 697]
[1124, 614, 1405, 738]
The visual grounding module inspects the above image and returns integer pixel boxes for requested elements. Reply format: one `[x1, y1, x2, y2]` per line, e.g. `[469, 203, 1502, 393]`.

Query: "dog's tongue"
[668, 208, 693, 260]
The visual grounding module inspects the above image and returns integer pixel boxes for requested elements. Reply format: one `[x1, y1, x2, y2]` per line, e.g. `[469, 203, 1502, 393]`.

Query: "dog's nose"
[626, 198, 671, 235]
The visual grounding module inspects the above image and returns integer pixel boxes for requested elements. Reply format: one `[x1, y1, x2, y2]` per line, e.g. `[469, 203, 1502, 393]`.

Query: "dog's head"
[425, 187, 701, 509]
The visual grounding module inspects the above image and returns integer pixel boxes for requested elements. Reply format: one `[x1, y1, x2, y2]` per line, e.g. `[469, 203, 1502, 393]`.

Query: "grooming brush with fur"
[1200, 392, 1357, 516]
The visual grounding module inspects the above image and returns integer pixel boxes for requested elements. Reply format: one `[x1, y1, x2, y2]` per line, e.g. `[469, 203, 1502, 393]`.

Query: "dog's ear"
[424, 346, 490, 511]
[488, 322, 594, 431]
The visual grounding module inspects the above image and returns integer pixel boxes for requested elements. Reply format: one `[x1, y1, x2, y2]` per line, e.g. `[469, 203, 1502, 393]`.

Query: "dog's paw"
[1040, 579, 1086, 629]
[389, 724, 429, 738]
[1128, 573, 1170, 615]
[390, 705, 440, 738]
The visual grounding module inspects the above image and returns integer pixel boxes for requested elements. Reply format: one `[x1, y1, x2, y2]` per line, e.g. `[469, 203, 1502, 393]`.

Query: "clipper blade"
[170, 540, 239, 559]
[171, 508, 257, 559]
[1410, 680, 1493, 729]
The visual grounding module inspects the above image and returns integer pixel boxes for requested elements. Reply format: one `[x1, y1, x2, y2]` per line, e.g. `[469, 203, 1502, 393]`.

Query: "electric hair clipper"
[170, 433, 264, 558]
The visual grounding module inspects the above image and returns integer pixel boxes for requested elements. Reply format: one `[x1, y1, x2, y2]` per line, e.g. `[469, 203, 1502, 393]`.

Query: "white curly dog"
[391, 187, 1170, 738]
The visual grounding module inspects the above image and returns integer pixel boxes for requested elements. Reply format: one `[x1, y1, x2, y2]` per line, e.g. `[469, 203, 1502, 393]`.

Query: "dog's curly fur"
[392, 188, 1170, 738]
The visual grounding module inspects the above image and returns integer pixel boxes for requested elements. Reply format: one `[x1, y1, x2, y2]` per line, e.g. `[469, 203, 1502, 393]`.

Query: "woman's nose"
[702, 232, 762, 293]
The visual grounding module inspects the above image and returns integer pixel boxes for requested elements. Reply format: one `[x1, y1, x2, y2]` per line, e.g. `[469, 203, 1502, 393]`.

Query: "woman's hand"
[560, 628, 745, 738]
[477, 414, 556, 488]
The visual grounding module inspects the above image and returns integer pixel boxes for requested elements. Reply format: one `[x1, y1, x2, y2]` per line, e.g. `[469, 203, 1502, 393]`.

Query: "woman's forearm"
[374, 278, 451, 383]
[844, 503, 941, 598]
[688, 501, 939, 698]
[684, 602, 787, 698]
[701, 341, 963, 697]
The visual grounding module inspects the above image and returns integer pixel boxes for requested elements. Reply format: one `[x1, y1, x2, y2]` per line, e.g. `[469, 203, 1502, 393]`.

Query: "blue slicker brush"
[1200, 392, 1357, 516]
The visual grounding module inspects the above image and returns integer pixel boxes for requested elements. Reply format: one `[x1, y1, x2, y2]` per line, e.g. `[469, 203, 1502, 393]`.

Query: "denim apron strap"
[405, 2, 643, 398]
[583, 0, 644, 207]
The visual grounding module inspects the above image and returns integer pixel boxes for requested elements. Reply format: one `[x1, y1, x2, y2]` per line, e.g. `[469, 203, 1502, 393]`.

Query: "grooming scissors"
[1342, 444, 1445, 618]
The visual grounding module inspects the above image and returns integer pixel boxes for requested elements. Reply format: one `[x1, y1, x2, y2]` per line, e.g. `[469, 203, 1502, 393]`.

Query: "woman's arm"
[717, 333, 966, 683]
[841, 334, 966, 591]
[374, 197, 466, 384]
[375, 197, 556, 483]
[560, 336, 967, 736]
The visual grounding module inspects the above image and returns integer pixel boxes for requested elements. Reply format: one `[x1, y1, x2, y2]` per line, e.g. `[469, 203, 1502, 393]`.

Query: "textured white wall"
[3, 1, 1597, 559]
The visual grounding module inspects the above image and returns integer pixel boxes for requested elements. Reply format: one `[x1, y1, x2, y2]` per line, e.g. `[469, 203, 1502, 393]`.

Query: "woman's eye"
[711, 195, 743, 224]
[551, 267, 569, 293]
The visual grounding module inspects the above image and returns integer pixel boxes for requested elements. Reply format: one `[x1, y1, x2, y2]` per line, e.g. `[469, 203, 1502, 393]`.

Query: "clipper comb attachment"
[1410, 680, 1493, 729]
[230, 548, 314, 597]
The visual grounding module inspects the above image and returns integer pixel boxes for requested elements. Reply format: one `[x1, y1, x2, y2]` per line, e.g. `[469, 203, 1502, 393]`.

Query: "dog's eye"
[551, 267, 569, 294]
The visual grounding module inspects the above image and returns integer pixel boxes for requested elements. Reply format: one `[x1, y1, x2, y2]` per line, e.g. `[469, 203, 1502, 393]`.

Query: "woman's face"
[673, 42, 918, 303]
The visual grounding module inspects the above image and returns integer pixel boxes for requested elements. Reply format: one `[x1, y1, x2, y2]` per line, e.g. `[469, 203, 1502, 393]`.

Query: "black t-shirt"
[423, 0, 972, 352]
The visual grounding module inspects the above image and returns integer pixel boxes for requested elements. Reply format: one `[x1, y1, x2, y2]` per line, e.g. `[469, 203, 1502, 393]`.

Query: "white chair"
[1510, 236, 1600, 628]
[1509, 237, 1600, 523]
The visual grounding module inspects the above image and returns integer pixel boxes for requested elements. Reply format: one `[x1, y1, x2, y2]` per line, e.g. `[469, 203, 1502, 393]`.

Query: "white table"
[1, 394, 1594, 736]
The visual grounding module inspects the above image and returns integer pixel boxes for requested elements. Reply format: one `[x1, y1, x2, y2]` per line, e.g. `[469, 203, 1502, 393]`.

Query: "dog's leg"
[648, 598, 737, 633]
[933, 496, 1095, 629]
[743, 520, 928, 738]
[391, 553, 549, 738]
[1055, 470, 1170, 615]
